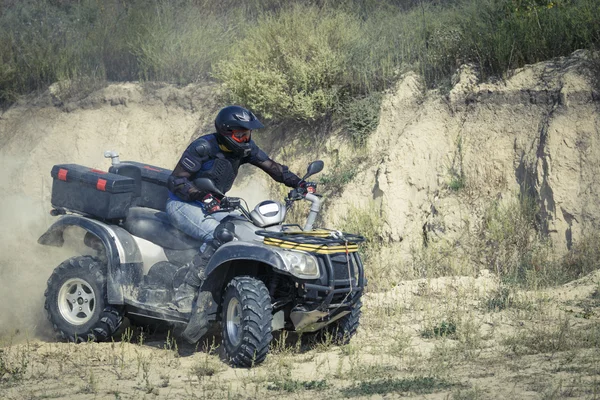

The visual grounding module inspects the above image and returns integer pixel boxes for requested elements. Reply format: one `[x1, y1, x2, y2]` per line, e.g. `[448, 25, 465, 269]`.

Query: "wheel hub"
[58, 278, 96, 326]
[226, 297, 242, 347]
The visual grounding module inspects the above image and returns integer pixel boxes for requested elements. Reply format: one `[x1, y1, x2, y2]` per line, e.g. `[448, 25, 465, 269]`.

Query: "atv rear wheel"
[221, 276, 273, 367]
[44, 256, 123, 342]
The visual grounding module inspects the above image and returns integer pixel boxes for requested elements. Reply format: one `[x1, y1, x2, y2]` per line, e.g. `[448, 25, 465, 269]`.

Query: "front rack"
[256, 228, 365, 245]
[256, 228, 365, 255]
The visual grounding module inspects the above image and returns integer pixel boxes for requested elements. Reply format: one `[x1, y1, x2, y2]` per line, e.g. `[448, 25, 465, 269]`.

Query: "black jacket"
[167, 133, 301, 202]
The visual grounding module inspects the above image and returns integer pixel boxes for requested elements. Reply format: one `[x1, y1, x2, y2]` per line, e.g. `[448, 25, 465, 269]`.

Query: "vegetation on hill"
[1, 0, 598, 118]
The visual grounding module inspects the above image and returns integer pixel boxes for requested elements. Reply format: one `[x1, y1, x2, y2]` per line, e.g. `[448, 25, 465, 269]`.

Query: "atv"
[38, 152, 365, 367]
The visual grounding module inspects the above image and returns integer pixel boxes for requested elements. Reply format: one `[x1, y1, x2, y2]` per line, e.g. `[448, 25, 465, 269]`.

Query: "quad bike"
[39, 152, 365, 367]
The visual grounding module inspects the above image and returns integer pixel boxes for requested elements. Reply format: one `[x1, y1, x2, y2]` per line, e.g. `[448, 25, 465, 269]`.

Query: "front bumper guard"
[256, 229, 366, 332]
[292, 253, 364, 332]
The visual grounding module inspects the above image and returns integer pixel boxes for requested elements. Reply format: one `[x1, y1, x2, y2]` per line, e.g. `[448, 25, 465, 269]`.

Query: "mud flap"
[181, 291, 217, 344]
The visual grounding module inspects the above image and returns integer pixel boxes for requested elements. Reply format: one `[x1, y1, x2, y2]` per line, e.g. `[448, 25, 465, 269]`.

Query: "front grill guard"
[303, 252, 364, 310]
[256, 229, 366, 310]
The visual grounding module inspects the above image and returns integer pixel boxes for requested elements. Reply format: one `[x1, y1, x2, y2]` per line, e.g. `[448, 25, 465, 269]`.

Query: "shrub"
[421, 320, 457, 339]
[319, 165, 358, 192]
[337, 202, 390, 289]
[586, 48, 600, 98]
[447, 135, 465, 191]
[0, 0, 139, 101]
[0, 0, 234, 103]
[339, 202, 385, 252]
[481, 194, 600, 288]
[214, 5, 361, 120]
[2, 0, 599, 112]
[503, 318, 600, 355]
[342, 376, 453, 397]
[482, 194, 546, 285]
[339, 92, 383, 146]
[457, 0, 600, 80]
[561, 231, 600, 280]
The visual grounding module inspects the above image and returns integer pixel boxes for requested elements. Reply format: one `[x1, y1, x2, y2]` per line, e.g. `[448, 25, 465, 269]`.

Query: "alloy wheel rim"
[57, 278, 96, 325]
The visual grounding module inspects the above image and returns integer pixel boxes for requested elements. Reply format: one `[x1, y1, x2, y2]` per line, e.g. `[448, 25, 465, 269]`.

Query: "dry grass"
[2, 255, 599, 399]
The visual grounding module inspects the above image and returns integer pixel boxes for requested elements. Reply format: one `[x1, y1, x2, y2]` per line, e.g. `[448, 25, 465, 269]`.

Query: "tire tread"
[222, 276, 273, 367]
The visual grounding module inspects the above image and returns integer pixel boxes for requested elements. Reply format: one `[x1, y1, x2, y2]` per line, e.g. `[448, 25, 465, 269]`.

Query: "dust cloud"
[0, 191, 84, 340]
[0, 154, 77, 341]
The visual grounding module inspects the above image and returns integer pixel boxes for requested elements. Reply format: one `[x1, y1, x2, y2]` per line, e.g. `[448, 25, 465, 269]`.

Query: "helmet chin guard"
[215, 106, 264, 156]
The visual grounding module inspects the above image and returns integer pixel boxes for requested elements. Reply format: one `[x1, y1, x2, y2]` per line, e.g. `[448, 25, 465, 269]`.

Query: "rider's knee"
[214, 221, 235, 245]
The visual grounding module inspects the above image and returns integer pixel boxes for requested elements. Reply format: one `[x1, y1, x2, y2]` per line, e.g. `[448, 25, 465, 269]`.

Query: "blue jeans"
[165, 198, 230, 243]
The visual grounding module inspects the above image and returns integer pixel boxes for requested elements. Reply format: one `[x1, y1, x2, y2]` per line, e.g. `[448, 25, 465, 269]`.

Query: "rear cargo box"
[51, 164, 136, 219]
[111, 161, 172, 211]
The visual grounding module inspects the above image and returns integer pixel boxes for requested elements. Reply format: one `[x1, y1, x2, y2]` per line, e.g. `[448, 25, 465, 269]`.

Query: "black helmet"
[214, 105, 264, 156]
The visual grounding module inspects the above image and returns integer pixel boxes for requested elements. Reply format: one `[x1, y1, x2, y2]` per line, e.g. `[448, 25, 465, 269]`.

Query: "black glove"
[298, 181, 317, 195]
[221, 197, 241, 209]
[201, 193, 221, 214]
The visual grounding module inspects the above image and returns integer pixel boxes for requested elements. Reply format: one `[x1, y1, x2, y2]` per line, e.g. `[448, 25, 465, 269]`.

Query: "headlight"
[275, 249, 320, 279]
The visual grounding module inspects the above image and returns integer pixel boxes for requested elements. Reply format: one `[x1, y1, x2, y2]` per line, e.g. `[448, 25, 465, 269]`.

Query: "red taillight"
[96, 179, 107, 191]
[58, 168, 68, 181]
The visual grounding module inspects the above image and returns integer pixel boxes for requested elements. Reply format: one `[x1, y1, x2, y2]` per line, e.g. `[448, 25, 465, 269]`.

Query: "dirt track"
[2, 272, 599, 399]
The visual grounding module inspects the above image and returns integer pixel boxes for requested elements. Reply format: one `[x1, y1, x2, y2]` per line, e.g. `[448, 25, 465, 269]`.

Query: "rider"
[166, 105, 314, 313]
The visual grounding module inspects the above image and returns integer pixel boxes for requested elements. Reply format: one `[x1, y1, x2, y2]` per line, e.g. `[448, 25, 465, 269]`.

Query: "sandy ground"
[1, 270, 598, 400]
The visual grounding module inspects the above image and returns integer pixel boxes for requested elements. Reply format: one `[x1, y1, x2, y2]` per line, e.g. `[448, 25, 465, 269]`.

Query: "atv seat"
[123, 207, 203, 250]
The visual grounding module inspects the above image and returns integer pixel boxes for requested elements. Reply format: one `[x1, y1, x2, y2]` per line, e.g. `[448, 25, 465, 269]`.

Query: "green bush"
[481, 193, 600, 287]
[0, 0, 139, 101]
[421, 320, 457, 338]
[586, 48, 600, 97]
[561, 231, 600, 279]
[214, 5, 361, 120]
[339, 202, 385, 250]
[319, 165, 358, 192]
[0, 0, 236, 103]
[447, 135, 465, 191]
[340, 93, 383, 146]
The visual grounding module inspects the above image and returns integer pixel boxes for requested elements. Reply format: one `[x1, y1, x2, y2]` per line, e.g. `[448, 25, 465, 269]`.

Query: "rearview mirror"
[302, 160, 324, 180]
[193, 178, 224, 197]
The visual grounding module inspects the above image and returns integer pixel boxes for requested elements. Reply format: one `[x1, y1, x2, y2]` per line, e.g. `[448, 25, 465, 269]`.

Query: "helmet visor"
[230, 129, 251, 143]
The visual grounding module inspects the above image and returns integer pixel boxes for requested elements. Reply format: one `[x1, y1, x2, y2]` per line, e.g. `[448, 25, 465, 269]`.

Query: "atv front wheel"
[221, 276, 273, 367]
[44, 256, 123, 342]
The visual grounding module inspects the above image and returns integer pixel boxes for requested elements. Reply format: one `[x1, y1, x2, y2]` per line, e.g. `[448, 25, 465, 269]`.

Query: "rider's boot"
[180, 221, 236, 343]
[171, 221, 236, 315]
[171, 243, 216, 313]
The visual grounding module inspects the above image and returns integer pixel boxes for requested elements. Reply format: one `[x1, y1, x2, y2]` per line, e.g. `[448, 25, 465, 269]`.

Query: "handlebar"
[302, 193, 321, 231]
[284, 187, 322, 231]
[221, 190, 321, 231]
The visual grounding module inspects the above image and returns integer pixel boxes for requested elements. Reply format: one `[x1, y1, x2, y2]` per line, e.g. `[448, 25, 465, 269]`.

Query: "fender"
[200, 241, 290, 302]
[204, 241, 288, 278]
[38, 215, 144, 304]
